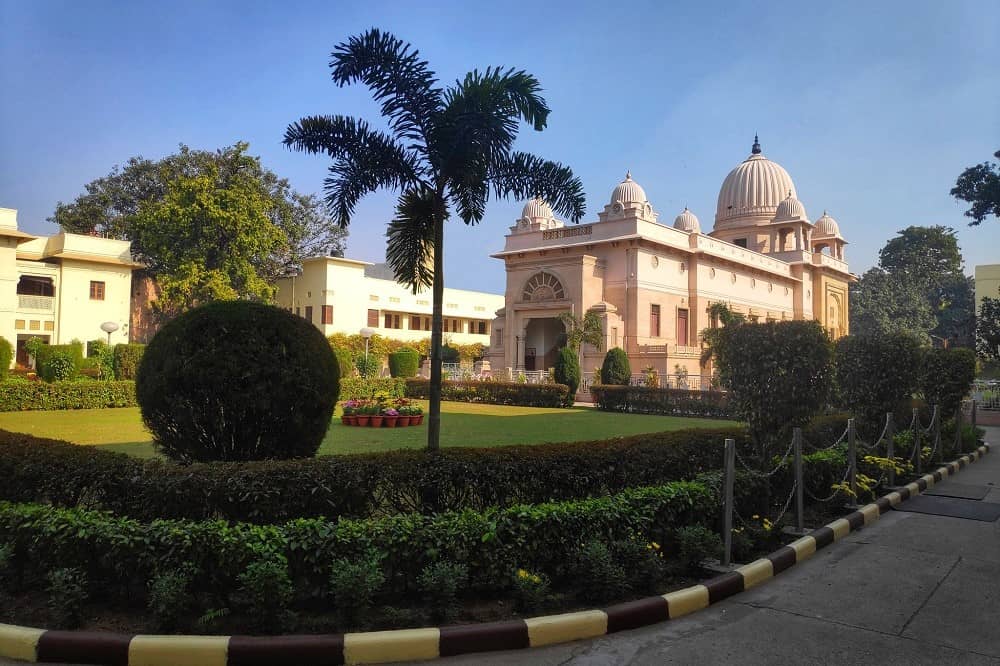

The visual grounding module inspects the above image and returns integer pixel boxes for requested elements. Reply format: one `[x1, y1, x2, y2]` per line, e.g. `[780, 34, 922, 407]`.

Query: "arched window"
[522, 272, 565, 302]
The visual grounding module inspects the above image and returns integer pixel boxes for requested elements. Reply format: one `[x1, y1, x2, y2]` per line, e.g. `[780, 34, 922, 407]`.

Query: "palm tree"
[284, 29, 586, 451]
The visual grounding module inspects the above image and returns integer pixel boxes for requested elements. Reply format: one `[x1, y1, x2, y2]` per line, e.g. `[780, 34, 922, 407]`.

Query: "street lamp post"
[100, 321, 119, 345]
[360, 326, 376, 367]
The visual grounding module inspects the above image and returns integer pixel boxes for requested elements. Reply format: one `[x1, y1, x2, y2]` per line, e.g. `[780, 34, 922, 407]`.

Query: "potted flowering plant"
[409, 403, 424, 426]
[367, 402, 384, 427]
[382, 407, 399, 427]
[341, 400, 360, 425]
[355, 401, 374, 427]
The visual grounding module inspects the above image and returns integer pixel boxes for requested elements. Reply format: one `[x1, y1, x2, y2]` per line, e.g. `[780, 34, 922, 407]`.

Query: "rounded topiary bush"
[388, 347, 420, 378]
[0, 336, 12, 380]
[601, 347, 631, 385]
[554, 346, 580, 404]
[136, 301, 339, 462]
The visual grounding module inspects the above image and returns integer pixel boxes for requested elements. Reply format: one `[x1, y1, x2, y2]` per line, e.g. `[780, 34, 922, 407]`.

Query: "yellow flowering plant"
[512, 567, 550, 612]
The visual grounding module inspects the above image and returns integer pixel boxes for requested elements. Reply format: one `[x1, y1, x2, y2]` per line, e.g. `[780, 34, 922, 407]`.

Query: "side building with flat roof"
[975, 264, 1000, 312]
[0, 207, 138, 366]
[274, 256, 504, 346]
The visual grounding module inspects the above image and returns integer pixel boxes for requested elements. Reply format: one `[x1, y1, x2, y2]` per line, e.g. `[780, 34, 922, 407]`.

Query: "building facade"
[0, 208, 137, 366]
[974, 264, 1000, 312]
[486, 138, 855, 380]
[274, 256, 504, 346]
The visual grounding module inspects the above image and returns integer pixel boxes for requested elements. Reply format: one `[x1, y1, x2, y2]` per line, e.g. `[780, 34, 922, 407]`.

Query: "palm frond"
[488, 151, 586, 222]
[329, 29, 442, 147]
[386, 187, 439, 293]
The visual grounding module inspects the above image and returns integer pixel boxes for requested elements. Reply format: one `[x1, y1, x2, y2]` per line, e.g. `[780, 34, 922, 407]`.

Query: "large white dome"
[715, 137, 797, 227]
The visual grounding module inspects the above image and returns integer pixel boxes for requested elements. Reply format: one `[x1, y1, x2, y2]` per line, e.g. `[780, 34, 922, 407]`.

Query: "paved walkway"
[431, 426, 1000, 666]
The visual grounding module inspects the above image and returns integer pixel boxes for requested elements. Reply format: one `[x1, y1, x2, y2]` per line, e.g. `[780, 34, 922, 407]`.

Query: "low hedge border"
[404, 379, 569, 407]
[0, 423, 849, 523]
[591, 385, 734, 419]
[0, 381, 137, 411]
[0, 444, 989, 665]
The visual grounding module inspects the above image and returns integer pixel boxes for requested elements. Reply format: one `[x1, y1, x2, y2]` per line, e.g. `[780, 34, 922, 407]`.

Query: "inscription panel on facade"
[542, 226, 592, 241]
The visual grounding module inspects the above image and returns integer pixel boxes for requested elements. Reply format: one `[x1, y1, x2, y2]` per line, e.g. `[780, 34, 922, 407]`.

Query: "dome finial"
[751, 133, 761, 155]
[625, 170, 632, 180]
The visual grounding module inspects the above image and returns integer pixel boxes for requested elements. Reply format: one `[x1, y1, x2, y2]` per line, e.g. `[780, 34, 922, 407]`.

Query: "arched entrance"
[524, 317, 565, 371]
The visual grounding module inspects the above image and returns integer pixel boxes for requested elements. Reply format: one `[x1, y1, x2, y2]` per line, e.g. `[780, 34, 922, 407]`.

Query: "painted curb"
[0, 443, 990, 665]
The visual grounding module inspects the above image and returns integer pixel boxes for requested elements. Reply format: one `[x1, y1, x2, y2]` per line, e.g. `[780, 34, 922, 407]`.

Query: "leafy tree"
[132, 165, 284, 314]
[600, 347, 631, 385]
[978, 296, 1000, 360]
[851, 268, 936, 343]
[951, 148, 1000, 225]
[52, 142, 346, 289]
[834, 332, 924, 438]
[699, 302, 745, 367]
[714, 320, 833, 464]
[558, 310, 603, 352]
[920, 347, 977, 418]
[554, 346, 580, 405]
[283, 29, 585, 451]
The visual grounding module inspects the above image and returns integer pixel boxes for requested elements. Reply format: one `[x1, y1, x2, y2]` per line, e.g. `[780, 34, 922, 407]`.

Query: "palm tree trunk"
[427, 210, 445, 452]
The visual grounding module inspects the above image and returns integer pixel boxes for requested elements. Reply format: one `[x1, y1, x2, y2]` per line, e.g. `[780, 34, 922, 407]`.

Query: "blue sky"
[1, 0, 998, 294]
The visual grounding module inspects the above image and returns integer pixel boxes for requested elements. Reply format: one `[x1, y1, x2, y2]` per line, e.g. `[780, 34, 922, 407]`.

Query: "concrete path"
[429, 426, 1000, 666]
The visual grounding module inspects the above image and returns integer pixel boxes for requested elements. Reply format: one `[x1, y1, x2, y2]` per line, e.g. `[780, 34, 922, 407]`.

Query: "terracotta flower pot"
[341, 415, 353, 425]
[369, 416, 384, 428]
[398, 415, 412, 426]
[414, 414, 424, 425]
[356, 415, 371, 427]
[384, 416, 399, 428]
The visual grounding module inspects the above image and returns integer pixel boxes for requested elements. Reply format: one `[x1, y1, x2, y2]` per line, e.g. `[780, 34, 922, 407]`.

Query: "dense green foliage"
[332, 347, 355, 380]
[35, 342, 84, 382]
[284, 28, 585, 452]
[354, 355, 380, 378]
[404, 379, 569, 407]
[0, 338, 12, 381]
[834, 333, 924, 436]
[553, 347, 580, 404]
[714, 320, 833, 461]
[440, 345, 460, 364]
[136, 301, 339, 462]
[600, 347, 631, 385]
[951, 148, 1000, 225]
[340, 377, 407, 400]
[0, 381, 136, 411]
[978, 295, 1000, 359]
[388, 347, 420, 378]
[920, 347, 977, 417]
[85, 339, 115, 380]
[591, 385, 733, 418]
[112, 343, 145, 380]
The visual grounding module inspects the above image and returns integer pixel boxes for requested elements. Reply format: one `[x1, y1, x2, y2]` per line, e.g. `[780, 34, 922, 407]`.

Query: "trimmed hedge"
[405, 379, 569, 407]
[0, 479, 715, 603]
[340, 377, 407, 400]
[601, 347, 631, 385]
[591, 385, 734, 419]
[0, 381, 137, 411]
[388, 347, 420, 378]
[35, 342, 84, 382]
[0, 337, 12, 381]
[112, 344, 145, 380]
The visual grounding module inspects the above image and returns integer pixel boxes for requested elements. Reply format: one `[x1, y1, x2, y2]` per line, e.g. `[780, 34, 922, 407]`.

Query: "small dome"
[521, 197, 554, 220]
[610, 171, 648, 205]
[814, 211, 841, 238]
[773, 191, 808, 222]
[673, 207, 701, 233]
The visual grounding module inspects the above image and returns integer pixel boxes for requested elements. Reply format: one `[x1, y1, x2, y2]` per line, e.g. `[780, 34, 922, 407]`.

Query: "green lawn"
[0, 402, 729, 458]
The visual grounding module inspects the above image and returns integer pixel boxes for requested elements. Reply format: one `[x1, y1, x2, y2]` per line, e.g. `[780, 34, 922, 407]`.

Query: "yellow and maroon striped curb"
[0, 443, 990, 665]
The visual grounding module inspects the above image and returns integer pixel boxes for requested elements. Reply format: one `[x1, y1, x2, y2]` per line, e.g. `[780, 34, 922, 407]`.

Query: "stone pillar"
[473, 359, 491, 377]
[420, 358, 431, 378]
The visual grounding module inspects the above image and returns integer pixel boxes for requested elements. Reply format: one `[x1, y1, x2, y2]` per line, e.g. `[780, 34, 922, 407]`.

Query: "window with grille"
[522, 272, 565, 302]
[89, 281, 106, 301]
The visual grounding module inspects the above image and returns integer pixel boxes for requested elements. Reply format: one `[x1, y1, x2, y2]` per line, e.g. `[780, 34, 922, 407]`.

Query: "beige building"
[974, 264, 1000, 311]
[0, 208, 137, 366]
[274, 256, 504, 346]
[486, 137, 855, 382]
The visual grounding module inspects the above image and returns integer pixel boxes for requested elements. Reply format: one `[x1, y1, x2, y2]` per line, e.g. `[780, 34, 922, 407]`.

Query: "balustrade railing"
[17, 295, 54, 311]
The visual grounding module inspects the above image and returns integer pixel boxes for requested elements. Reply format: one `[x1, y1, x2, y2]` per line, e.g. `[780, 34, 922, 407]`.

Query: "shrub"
[0, 337, 12, 381]
[340, 377, 407, 400]
[148, 567, 194, 632]
[834, 332, 924, 437]
[0, 380, 136, 411]
[418, 561, 467, 623]
[553, 347, 580, 404]
[920, 347, 977, 418]
[571, 541, 627, 602]
[715, 320, 833, 464]
[329, 548, 385, 626]
[388, 347, 420, 378]
[600, 347, 631, 385]
[440, 345, 460, 364]
[237, 555, 294, 632]
[84, 340, 115, 380]
[112, 343, 146, 380]
[354, 355, 380, 378]
[612, 534, 666, 591]
[591, 385, 733, 418]
[512, 568, 550, 613]
[673, 525, 721, 573]
[47, 567, 88, 629]
[332, 347, 354, 380]
[404, 379, 569, 407]
[136, 301, 339, 462]
[0, 542, 12, 598]
[35, 342, 84, 382]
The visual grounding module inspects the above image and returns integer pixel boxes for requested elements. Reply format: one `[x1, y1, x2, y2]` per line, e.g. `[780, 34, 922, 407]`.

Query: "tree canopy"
[51, 143, 346, 292]
[284, 29, 585, 451]
[978, 295, 1000, 360]
[951, 148, 1000, 225]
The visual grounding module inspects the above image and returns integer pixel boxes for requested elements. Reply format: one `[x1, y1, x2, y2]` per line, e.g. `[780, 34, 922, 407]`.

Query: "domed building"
[487, 137, 854, 392]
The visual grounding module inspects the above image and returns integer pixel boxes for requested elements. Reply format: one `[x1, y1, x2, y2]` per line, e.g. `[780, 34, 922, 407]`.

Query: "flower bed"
[340, 397, 423, 427]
